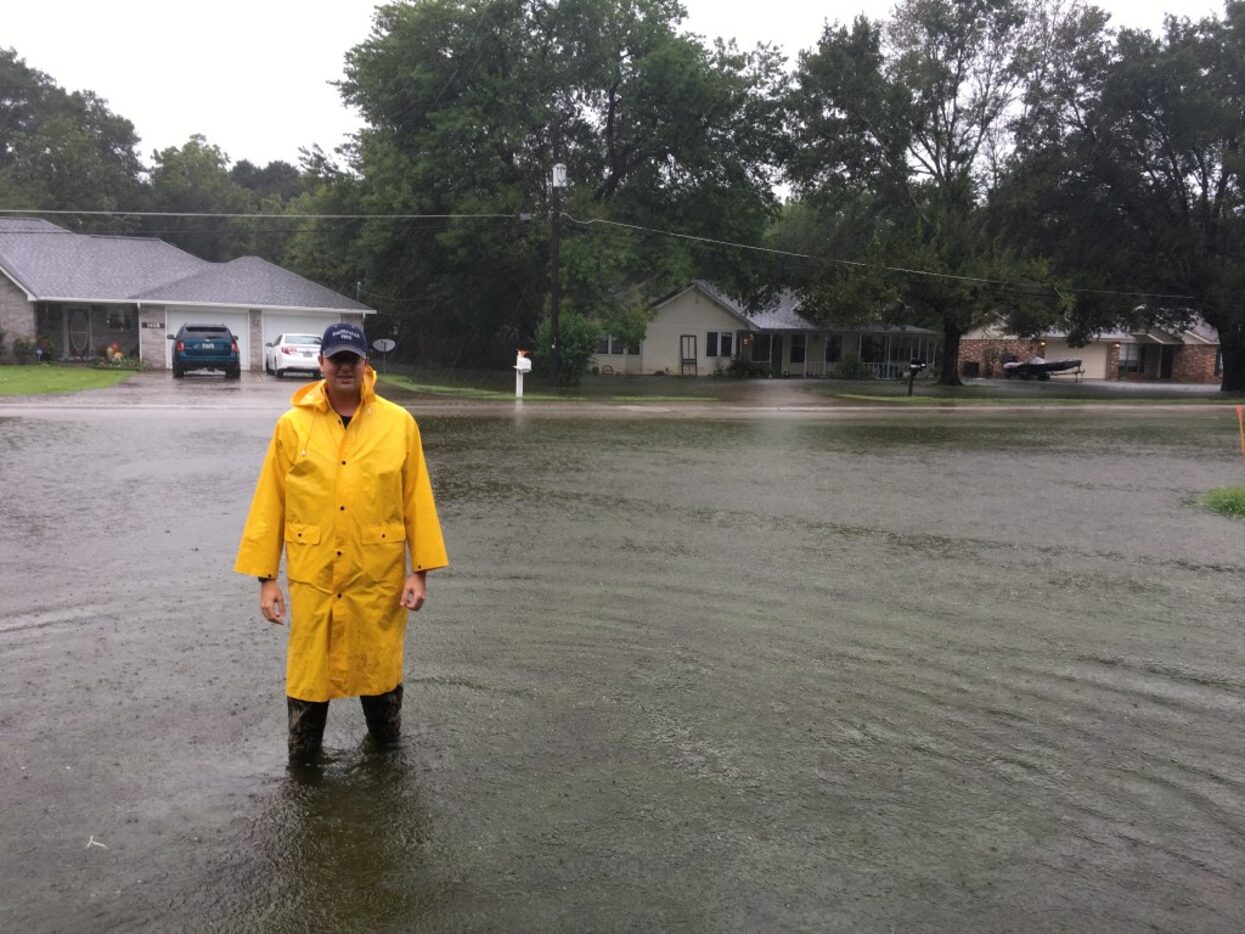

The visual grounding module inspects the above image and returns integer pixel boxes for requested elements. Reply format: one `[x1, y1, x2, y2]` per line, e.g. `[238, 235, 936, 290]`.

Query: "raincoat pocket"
[361, 522, 406, 584]
[284, 523, 322, 583]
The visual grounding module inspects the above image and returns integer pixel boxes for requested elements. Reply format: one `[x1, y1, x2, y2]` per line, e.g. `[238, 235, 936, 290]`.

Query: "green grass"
[0, 365, 133, 396]
[379, 374, 714, 403]
[379, 374, 562, 400]
[1200, 486, 1245, 519]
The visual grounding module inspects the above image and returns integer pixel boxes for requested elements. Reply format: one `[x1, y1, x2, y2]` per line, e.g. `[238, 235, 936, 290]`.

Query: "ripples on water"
[2, 409, 1243, 931]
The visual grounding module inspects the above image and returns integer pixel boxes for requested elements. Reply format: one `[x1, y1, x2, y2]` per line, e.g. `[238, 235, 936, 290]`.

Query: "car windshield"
[186, 327, 231, 337]
[284, 335, 322, 345]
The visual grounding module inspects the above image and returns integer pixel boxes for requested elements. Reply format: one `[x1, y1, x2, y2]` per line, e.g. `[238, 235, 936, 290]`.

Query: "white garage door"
[263, 313, 343, 347]
[165, 308, 251, 369]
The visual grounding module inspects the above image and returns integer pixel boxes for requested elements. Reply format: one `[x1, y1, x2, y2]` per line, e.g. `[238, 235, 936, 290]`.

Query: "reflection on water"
[207, 749, 453, 933]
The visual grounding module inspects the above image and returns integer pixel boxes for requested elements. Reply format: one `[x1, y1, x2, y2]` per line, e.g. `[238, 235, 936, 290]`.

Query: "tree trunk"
[1219, 338, 1245, 393]
[938, 324, 963, 386]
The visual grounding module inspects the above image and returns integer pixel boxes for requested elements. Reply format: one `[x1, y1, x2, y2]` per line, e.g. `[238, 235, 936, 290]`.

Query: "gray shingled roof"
[692, 280, 936, 333]
[0, 217, 371, 313]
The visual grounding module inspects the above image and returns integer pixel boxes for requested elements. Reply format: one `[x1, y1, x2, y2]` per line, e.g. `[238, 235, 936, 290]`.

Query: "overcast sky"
[3, 0, 1225, 169]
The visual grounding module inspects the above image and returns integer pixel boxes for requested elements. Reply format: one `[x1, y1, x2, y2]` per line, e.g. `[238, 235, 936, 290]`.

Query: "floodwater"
[2, 375, 1245, 932]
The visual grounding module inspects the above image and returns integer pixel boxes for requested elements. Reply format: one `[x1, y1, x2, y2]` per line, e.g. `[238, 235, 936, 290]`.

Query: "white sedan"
[264, 333, 322, 378]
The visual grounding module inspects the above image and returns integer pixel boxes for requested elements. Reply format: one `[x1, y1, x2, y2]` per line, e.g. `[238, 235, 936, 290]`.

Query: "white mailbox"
[514, 351, 532, 398]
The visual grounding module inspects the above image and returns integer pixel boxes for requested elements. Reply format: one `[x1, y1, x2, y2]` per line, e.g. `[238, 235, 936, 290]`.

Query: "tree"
[298, 0, 786, 375]
[0, 48, 143, 218]
[787, 0, 1056, 383]
[1006, 3, 1245, 389]
[146, 136, 254, 261]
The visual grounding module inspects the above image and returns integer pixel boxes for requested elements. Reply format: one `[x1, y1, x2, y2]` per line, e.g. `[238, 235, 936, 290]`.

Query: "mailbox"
[514, 354, 532, 373]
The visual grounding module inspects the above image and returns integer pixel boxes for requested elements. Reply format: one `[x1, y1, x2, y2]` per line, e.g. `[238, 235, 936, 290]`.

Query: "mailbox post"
[907, 359, 927, 396]
[514, 350, 532, 398]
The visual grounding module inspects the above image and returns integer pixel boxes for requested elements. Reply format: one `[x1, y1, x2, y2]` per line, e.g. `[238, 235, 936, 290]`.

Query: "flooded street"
[2, 375, 1244, 932]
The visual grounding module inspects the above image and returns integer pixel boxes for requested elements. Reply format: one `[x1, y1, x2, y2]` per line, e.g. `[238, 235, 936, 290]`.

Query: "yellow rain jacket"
[234, 367, 448, 701]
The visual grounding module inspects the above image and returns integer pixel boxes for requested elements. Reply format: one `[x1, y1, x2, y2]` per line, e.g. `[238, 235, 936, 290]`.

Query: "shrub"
[533, 311, 603, 386]
[831, 354, 872, 380]
[12, 336, 34, 364]
[91, 354, 146, 371]
[1201, 486, 1245, 519]
[724, 358, 772, 379]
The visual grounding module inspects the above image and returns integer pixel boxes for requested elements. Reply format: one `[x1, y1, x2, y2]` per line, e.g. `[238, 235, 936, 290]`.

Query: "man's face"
[319, 351, 365, 394]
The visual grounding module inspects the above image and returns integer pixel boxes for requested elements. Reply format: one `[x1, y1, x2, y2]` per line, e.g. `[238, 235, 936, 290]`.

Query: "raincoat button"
[336, 550, 342, 556]
[341, 460, 347, 465]
[336, 593, 342, 599]
[339, 505, 345, 511]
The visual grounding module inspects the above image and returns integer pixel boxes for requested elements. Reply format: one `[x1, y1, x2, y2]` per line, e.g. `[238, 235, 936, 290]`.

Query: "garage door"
[264, 313, 342, 347]
[165, 309, 251, 370]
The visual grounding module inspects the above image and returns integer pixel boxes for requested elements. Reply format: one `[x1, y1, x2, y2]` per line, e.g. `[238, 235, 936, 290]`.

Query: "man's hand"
[400, 571, 427, 611]
[260, 579, 286, 625]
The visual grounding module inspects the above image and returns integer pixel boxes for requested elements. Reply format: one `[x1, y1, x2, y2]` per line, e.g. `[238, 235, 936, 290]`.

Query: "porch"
[35, 302, 140, 361]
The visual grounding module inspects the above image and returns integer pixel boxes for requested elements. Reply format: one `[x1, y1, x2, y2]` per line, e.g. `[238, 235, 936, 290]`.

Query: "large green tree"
[787, 0, 1061, 383]
[0, 48, 143, 219]
[291, 0, 785, 371]
[1006, 2, 1245, 389]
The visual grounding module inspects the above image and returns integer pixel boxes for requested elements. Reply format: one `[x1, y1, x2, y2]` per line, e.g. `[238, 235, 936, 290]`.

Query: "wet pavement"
[2, 372, 1245, 932]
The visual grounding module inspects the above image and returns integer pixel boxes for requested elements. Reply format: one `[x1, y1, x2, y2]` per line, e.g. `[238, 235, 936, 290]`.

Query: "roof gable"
[0, 217, 371, 313]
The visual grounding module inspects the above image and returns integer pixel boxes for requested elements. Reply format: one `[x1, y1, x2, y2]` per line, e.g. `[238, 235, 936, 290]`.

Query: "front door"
[680, 334, 697, 375]
[67, 306, 91, 358]
[1160, 345, 1175, 379]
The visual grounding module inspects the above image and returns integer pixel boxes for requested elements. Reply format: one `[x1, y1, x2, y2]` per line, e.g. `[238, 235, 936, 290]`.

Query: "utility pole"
[549, 120, 566, 386]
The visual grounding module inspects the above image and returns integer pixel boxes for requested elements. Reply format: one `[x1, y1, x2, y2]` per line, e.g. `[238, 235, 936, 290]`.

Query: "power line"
[0, 205, 1202, 304]
[0, 208, 518, 220]
[566, 215, 1200, 304]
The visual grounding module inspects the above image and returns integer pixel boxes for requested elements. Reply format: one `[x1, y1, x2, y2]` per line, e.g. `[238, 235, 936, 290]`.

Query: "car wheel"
[264, 358, 272, 375]
[172, 365, 184, 379]
[228, 366, 241, 380]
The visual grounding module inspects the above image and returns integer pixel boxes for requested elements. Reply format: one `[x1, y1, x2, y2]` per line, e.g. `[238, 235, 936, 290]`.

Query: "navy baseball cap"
[320, 322, 368, 358]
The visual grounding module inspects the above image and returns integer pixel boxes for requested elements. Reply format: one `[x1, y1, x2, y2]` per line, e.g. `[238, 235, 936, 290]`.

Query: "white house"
[592, 280, 939, 378]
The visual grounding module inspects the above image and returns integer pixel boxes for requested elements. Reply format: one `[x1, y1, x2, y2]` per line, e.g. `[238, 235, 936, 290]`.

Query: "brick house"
[960, 319, 1221, 383]
[0, 217, 373, 370]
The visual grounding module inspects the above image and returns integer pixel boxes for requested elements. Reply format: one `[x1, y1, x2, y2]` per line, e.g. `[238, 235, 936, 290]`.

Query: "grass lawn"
[379, 372, 714, 403]
[0, 365, 134, 396]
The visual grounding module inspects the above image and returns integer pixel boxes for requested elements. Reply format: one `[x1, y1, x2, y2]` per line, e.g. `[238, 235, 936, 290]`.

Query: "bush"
[1201, 486, 1245, 519]
[12, 336, 34, 364]
[0, 328, 6, 359]
[91, 355, 146, 371]
[830, 354, 872, 380]
[724, 358, 772, 379]
[533, 311, 603, 386]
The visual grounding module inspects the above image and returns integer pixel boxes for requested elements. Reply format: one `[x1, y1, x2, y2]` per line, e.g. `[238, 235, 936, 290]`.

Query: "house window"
[705, 331, 734, 358]
[1215, 349, 1223, 376]
[105, 308, 135, 331]
[1118, 343, 1140, 373]
[598, 334, 630, 355]
[751, 334, 771, 363]
[825, 334, 842, 363]
[790, 334, 806, 364]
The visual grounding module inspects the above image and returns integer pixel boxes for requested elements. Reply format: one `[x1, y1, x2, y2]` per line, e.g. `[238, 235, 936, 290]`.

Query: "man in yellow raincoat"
[235, 322, 448, 760]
